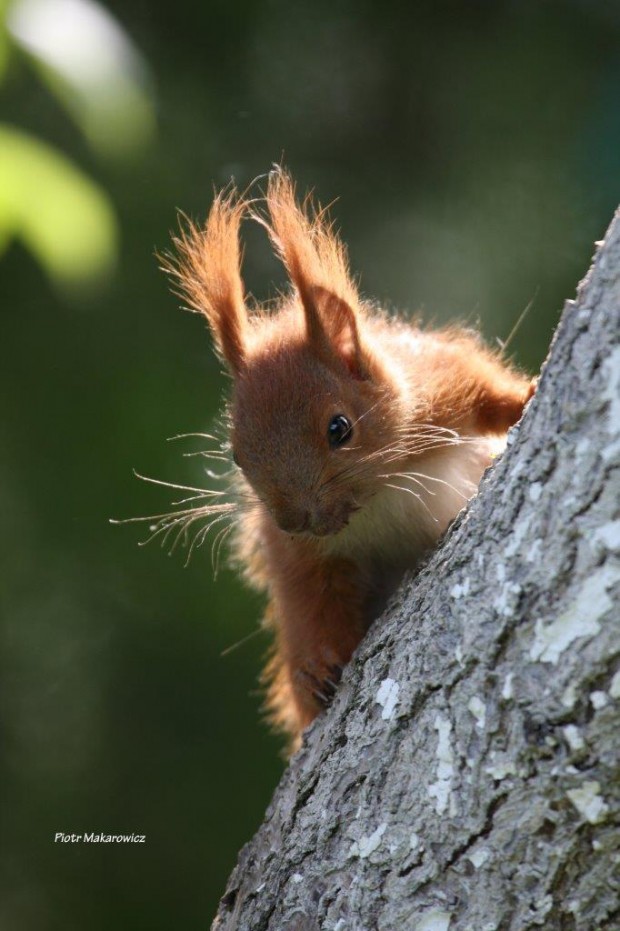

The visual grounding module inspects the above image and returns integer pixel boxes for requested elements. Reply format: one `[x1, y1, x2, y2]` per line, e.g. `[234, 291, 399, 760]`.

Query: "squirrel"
[158, 168, 534, 751]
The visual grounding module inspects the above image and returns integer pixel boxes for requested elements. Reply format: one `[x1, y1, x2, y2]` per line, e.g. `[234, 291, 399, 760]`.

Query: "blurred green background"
[1, 0, 619, 927]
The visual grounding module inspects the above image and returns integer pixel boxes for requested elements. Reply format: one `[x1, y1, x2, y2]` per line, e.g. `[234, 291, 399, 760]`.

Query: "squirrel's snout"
[272, 492, 358, 537]
[275, 509, 311, 534]
[274, 504, 353, 537]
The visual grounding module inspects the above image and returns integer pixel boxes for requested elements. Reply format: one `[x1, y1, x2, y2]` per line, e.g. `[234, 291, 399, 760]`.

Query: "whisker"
[136, 517, 183, 548]
[396, 423, 461, 439]
[359, 436, 463, 463]
[406, 470, 469, 500]
[184, 512, 230, 567]
[171, 491, 228, 506]
[220, 626, 264, 658]
[322, 436, 467, 491]
[212, 523, 235, 576]
[167, 432, 222, 443]
[380, 471, 437, 496]
[204, 467, 235, 481]
[383, 482, 439, 523]
[183, 450, 229, 462]
[383, 481, 422, 501]
[185, 518, 213, 560]
[350, 397, 384, 429]
[132, 470, 227, 497]
[112, 501, 237, 527]
[172, 509, 214, 559]
[160, 518, 186, 551]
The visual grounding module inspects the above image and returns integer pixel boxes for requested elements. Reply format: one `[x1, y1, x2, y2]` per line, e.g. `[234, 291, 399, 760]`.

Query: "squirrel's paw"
[296, 661, 344, 710]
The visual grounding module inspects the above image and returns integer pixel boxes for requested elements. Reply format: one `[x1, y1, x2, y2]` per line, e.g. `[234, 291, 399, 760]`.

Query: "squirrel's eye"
[328, 414, 353, 447]
[232, 450, 240, 467]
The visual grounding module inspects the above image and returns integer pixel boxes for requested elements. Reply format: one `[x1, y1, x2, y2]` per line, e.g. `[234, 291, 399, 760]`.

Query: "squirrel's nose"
[275, 509, 310, 534]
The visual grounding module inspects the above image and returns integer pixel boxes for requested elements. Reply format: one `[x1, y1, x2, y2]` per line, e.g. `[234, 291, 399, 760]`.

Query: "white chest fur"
[324, 435, 504, 569]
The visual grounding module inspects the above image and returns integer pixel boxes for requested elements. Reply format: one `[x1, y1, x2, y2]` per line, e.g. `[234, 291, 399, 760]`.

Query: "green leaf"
[0, 124, 118, 288]
[0, 0, 11, 84]
[7, 0, 155, 160]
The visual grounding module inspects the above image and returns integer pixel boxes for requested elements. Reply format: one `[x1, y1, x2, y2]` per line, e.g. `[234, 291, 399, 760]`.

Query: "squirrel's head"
[230, 328, 400, 536]
[165, 168, 402, 538]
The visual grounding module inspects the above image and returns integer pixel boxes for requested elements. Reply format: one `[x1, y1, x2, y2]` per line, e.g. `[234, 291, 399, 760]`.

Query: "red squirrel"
[158, 168, 533, 749]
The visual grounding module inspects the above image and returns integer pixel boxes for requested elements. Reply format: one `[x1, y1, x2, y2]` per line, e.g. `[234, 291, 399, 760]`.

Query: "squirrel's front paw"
[296, 661, 344, 710]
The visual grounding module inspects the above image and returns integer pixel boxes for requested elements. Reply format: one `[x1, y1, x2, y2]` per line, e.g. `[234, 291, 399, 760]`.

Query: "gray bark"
[212, 209, 620, 931]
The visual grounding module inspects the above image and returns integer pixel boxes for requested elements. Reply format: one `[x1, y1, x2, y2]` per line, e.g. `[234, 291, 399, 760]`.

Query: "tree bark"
[212, 209, 620, 931]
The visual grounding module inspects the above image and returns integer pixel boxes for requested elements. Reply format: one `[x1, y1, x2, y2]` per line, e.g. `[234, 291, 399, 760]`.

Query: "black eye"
[232, 450, 240, 467]
[328, 414, 353, 447]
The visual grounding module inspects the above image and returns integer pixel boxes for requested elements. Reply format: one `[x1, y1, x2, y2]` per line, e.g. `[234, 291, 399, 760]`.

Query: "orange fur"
[163, 187, 248, 373]
[167, 168, 533, 751]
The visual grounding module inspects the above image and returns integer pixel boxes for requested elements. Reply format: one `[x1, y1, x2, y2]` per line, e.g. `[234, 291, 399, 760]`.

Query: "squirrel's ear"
[260, 168, 368, 377]
[305, 286, 369, 380]
[163, 188, 248, 375]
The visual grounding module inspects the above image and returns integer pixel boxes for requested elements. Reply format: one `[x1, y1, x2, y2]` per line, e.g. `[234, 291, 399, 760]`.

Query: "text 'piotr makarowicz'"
[54, 832, 146, 843]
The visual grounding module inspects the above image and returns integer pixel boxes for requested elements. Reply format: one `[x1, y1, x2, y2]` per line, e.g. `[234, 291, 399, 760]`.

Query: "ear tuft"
[258, 167, 359, 310]
[254, 167, 368, 377]
[161, 187, 248, 374]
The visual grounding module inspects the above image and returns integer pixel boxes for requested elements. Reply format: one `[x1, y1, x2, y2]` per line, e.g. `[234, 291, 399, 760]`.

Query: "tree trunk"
[212, 209, 620, 931]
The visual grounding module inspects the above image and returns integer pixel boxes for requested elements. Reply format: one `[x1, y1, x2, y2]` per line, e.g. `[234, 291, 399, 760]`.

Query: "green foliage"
[0, 0, 155, 290]
[0, 4, 9, 82]
[7, 0, 155, 158]
[0, 124, 117, 285]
